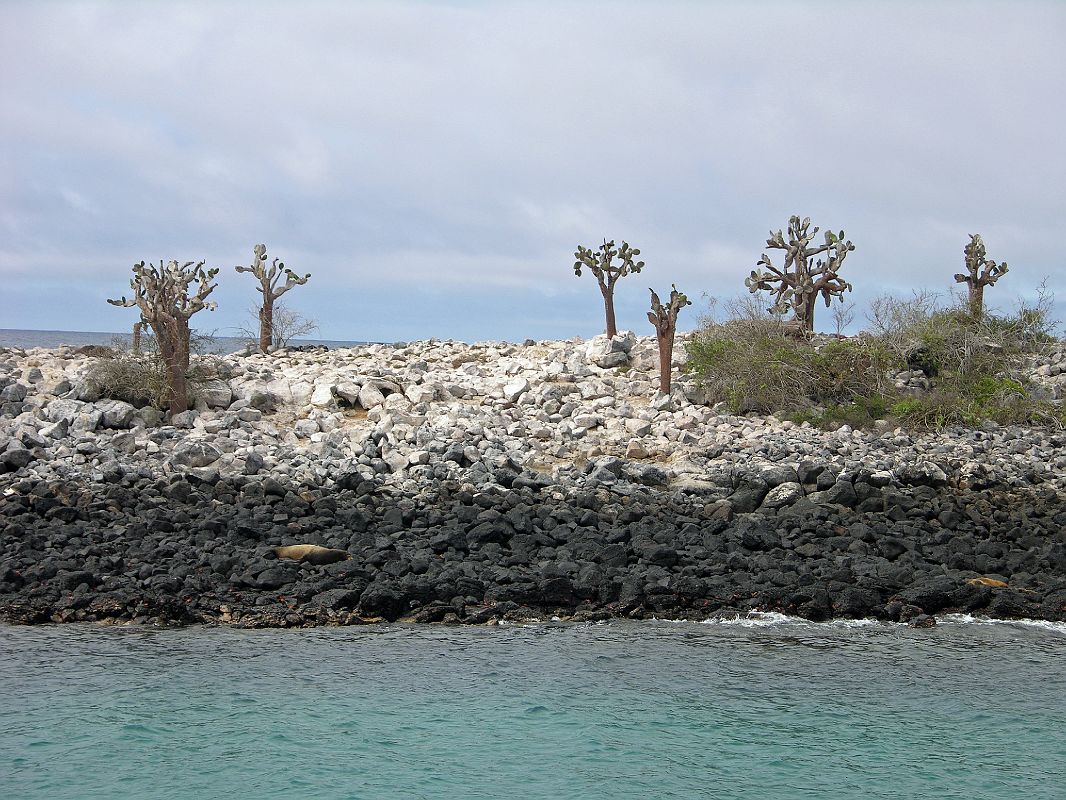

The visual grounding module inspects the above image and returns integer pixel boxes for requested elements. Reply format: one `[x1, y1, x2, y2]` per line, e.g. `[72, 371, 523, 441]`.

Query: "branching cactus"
[236, 244, 311, 352]
[745, 215, 854, 335]
[108, 260, 218, 414]
[954, 234, 1008, 319]
[647, 284, 691, 394]
[574, 239, 645, 338]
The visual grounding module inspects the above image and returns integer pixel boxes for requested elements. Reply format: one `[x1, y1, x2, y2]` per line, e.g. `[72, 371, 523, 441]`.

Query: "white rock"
[171, 410, 199, 429]
[650, 393, 675, 412]
[309, 382, 336, 407]
[171, 440, 222, 468]
[383, 451, 409, 473]
[405, 384, 436, 405]
[46, 399, 84, 424]
[195, 379, 232, 409]
[761, 482, 804, 509]
[503, 378, 530, 403]
[358, 383, 386, 409]
[334, 381, 362, 405]
[40, 419, 69, 439]
[625, 418, 653, 436]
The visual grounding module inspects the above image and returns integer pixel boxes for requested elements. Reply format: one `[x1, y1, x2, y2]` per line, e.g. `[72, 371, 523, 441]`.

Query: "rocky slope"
[1, 333, 1064, 627]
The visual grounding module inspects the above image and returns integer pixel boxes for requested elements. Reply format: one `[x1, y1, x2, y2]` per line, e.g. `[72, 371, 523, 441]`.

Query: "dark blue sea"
[1, 616, 1064, 800]
[0, 329, 371, 353]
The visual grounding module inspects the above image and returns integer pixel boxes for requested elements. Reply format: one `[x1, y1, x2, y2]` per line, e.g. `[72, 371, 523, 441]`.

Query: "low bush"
[786, 396, 893, 430]
[90, 333, 221, 410]
[688, 291, 1062, 430]
[889, 377, 1060, 429]
[91, 336, 170, 408]
[686, 318, 894, 414]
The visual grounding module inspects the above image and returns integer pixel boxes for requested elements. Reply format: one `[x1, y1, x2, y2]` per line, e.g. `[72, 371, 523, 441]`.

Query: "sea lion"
[966, 577, 1009, 588]
[274, 544, 351, 566]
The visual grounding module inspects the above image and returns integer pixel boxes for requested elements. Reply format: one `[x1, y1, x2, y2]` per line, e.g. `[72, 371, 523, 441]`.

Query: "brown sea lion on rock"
[967, 577, 1009, 588]
[274, 544, 351, 565]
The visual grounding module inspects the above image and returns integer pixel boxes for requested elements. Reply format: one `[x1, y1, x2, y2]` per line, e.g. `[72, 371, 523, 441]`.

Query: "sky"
[1, 0, 1063, 342]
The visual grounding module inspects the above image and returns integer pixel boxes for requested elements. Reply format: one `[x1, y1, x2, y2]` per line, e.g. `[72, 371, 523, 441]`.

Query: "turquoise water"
[1, 617, 1064, 800]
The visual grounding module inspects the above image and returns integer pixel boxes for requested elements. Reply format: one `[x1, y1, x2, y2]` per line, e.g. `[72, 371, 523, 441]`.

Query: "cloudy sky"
[1, 1, 1063, 342]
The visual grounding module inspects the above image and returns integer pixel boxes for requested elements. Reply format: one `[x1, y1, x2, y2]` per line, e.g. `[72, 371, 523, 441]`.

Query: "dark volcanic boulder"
[896, 575, 958, 613]
[729, 473, 770, 514]
[358, 579, 407, 619]
[255, 564, 299, 590]
[310, 587, 365, 611]
[536, 575, 575, 606]
[0, 447, 34, 472]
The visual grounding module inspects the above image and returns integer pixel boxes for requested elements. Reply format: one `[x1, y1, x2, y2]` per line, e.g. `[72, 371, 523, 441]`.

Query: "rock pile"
[0, 333, 1064, 627]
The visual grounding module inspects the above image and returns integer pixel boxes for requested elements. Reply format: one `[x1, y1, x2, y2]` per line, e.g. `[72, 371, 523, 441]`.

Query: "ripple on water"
[0, 620, 1064, 800]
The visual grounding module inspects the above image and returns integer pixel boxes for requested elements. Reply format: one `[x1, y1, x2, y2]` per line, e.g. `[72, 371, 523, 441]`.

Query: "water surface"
[1, 617, 1064, 799]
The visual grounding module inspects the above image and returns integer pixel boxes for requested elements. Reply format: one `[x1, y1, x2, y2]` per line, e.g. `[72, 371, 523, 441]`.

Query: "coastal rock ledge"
[1, 335, 1065, 627]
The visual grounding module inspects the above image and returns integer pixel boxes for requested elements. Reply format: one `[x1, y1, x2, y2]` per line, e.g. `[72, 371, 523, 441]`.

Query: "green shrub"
[90, 333, 221, 410]
[91, 336, 172, 408]
[686, 318, 897, 414]
[689, 290, 1061, 430]
[808, 337, 897, 403]
[686, 318, 812, 413]
[786, 396, 892, 430]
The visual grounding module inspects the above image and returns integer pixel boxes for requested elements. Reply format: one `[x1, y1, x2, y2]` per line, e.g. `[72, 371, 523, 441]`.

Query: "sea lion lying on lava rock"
[273, 544, 351, 566]
[966, 577, 1009, 588]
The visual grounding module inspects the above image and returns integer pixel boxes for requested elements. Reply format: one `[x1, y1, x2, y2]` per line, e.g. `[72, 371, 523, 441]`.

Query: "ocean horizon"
[0, 328, 376, 353]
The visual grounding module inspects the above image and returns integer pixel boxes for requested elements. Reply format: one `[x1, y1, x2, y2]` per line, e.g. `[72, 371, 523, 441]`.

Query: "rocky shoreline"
[2, 334, 1065, 628]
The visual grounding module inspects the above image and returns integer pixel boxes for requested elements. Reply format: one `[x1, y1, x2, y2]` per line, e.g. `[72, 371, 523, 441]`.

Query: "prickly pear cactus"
[107, 259, 219, 414]
[647, 284, 691, 393]
[574, 239, 645, 338]
[954, 234, 1008, 319]
[745, 215, 854, 334]
[235, 244, 311, 352]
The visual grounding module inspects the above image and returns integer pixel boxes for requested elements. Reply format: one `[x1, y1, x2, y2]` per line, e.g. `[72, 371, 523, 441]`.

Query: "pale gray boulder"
[170, 440, 223, 468]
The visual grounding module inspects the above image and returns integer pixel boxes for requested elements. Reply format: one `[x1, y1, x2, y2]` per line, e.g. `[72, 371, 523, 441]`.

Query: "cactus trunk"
[656, 330, 674, 394]
[167, 355, 189, 416]
[602, 285, 617, 339]
[800, 294, 817, 333]
[155, 317, 192, 415]
[968, 283, 985, 319]
[259, 298, 274, 353]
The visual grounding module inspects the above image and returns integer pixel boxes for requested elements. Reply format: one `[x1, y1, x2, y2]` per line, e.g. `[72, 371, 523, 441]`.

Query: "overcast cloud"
[1, 0, 1063, 341]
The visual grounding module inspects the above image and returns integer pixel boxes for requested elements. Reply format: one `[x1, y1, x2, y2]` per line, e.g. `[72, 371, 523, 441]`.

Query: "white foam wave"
[939, 613, 990, 625]
[696, 614, 897, 629]
[1011, 619, 1066, 634]
[697, 611, 803, 628]
[825, 618, 887, 629]
[506, 613, 1066, 634]
[939, 614, 1066, 634]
